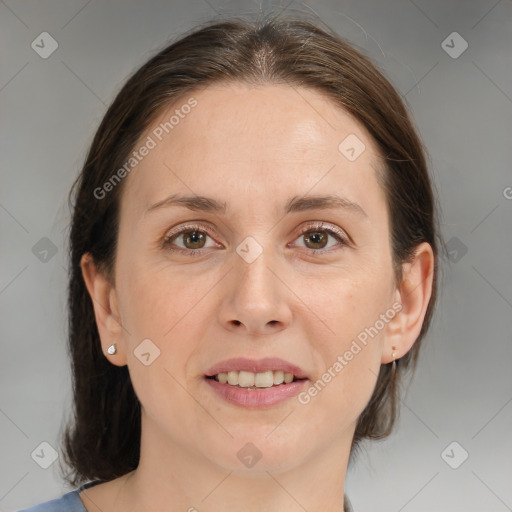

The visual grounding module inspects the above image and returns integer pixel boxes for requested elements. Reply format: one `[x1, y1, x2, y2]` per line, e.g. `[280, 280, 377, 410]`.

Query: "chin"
[203, 428, 312, 475]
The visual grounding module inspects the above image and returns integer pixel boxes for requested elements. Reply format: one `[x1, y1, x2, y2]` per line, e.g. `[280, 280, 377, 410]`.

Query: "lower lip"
[205, 377, 309, 408]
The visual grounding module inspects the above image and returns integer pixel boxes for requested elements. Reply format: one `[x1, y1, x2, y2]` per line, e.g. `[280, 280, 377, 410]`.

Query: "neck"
[113, 414, 354, 512]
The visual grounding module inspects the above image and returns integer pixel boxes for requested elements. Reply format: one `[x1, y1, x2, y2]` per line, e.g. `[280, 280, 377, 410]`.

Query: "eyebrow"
[143, 193, 368, 219]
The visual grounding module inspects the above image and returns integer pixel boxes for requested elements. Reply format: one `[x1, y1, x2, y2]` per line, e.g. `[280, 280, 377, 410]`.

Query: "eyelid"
[162, 221, 351, 253]
[299, 221, 351, 246]
[162, 223, 220, 254]
[163, 222, 216, 243]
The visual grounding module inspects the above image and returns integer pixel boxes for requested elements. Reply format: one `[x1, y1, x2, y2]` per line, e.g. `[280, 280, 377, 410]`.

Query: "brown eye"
[162, 222, 348, 257]
[163, 225, 218, 255]
[178, 230, 207, 249]
[292, 223, 348, 253]
[303, 230, 329, 250]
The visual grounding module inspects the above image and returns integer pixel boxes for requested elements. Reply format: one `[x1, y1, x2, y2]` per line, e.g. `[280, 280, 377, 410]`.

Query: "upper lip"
[205, 357, 309, 379]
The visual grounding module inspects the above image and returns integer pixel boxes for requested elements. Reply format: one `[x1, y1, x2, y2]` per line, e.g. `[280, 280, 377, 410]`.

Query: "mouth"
[205, 370, 307, 389]
[204, 357, 309, 384]
[203, 357, 310, 407]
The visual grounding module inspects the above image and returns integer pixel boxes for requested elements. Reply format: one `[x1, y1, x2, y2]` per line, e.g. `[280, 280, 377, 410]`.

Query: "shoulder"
[15, 489, 84, 512]
[16, 481, 102, 512]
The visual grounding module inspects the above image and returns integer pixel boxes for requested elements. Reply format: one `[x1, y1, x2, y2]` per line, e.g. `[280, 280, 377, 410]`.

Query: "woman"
[19, 12, 440, 512]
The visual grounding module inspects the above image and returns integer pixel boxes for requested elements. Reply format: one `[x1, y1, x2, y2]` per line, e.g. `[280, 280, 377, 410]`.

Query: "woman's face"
[93, 82, 409, 472]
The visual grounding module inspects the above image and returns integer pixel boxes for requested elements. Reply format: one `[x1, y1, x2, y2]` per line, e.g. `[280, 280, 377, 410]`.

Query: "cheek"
[118, 258, 207, 337]
[293, 266, 390, 406]
[116, 269, 202, 419]
[118, 266, 210, 376]
[307, 357, 380, 431]
[297, 317, 382, 432]
[294, 263, 392, 344]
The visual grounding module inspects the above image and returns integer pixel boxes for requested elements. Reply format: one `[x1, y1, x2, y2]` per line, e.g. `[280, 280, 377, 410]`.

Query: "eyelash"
[162, 222, 349, 257]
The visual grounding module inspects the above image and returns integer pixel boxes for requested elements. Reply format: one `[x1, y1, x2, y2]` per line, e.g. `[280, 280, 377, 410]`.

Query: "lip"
[205, 377, 309, 408]
[204, 357, 309, 379]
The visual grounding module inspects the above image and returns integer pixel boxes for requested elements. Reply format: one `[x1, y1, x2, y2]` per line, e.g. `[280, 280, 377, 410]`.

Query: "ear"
[382, 242, 435, 364]
[80, 252, 127, 366]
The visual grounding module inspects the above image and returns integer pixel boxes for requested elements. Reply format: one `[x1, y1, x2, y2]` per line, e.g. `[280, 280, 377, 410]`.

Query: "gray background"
[1, 1, 511, 511]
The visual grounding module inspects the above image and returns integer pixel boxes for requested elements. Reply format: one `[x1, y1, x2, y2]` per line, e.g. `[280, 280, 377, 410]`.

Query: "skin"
[80, 82, 434, 512]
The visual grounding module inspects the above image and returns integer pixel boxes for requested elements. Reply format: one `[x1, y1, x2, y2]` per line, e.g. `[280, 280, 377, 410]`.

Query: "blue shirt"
[16, 480, 102, 511]
[17, 480, 353, 511]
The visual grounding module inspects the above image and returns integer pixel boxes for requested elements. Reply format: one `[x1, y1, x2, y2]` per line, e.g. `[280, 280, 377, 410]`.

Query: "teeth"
[213, 370, 297, 388]
[238, 370, 255, 387]
[227, 371, 239, 386]
[273, 370, 284, 385]
[254, 371, 273, 388]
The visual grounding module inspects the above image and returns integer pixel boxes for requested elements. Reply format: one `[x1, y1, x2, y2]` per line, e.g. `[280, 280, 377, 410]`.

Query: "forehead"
[121, 82, 386, 220]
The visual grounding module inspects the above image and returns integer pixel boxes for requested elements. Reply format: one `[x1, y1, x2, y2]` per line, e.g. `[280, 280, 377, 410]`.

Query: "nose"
[218, 241, 293, 337]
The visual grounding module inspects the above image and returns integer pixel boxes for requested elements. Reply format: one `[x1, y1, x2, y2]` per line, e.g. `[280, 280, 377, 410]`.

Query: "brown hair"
[60, 11, 444, 486]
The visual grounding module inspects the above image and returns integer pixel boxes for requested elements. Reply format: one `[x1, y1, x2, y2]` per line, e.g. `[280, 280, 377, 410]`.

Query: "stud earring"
[107, 343, 117, 355]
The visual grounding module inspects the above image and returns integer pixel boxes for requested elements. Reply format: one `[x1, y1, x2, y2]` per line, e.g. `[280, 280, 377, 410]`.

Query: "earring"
[107, 343, 117, 355]
[391, 347, 396, 378]
[391, 345, 397, 376]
